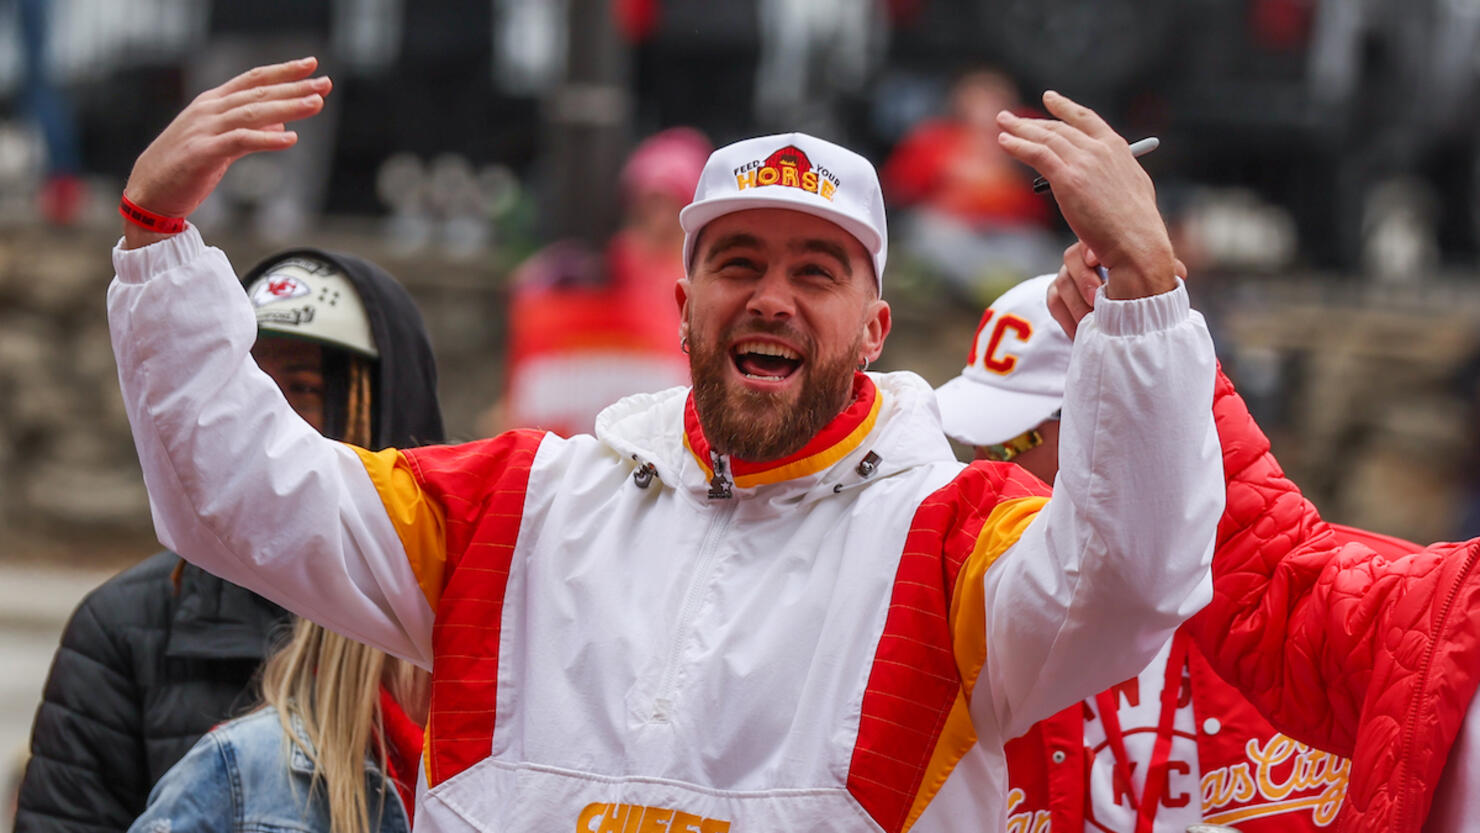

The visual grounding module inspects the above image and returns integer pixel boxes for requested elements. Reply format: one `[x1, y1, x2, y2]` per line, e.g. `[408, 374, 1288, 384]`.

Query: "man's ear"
[861, 300, 891, 362]
[675, 278, 691, 334]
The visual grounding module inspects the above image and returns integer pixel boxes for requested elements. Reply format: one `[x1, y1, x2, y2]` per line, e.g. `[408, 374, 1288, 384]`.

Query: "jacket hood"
[243, 249, 445, 449]
[594, 371, 957, 504]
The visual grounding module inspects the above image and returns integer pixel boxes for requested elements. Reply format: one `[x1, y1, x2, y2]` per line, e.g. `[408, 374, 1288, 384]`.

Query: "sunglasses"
[980, 409, 1061, 463]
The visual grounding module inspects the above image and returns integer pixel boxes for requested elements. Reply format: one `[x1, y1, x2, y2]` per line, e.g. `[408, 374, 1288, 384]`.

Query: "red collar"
[683, 373, 880, 488]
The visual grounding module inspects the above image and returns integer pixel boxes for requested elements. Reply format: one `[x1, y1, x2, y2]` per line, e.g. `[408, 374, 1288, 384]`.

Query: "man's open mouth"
[731, 339, 804, 382]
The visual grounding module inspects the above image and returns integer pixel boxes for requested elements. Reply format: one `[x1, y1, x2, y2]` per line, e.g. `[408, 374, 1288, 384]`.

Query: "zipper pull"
[707, 453, 733, 500]
[632, 456, 658, 489]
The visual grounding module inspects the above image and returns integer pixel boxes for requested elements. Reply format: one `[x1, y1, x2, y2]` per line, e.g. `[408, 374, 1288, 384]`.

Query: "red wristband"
[119, 195, 187, 234]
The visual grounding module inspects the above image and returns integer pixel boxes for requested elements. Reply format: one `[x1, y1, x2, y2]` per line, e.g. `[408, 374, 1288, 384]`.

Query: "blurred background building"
[3, 0, 1480, 824]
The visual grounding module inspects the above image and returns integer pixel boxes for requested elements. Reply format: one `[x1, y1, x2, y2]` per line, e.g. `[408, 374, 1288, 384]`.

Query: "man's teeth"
[734, 340, 801, 361]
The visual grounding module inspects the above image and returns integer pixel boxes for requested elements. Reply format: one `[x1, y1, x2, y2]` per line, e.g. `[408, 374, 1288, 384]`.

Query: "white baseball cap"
[245, 257, 379, 358]
[680, 132, 888, 291]
[934, 273, 1069, 446]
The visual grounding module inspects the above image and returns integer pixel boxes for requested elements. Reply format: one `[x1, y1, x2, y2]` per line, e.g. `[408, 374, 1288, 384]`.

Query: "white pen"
[1032, 136, 1160, 193]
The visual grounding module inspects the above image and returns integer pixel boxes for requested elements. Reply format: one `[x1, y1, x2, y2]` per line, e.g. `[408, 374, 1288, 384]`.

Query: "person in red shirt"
[936, 268, 1397, 831]
[1040, 242, 1480, 832]
[882, 68, 1057, 293]
[493, 128, 711, 437]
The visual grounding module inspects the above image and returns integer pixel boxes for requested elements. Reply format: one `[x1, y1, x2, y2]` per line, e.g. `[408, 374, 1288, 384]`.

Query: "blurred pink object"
[39, 173, 84, 226]
[620, 127, 712, 207]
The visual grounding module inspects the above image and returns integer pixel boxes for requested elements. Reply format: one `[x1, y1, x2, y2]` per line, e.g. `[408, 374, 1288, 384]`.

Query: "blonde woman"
[129, 620, 428, 833]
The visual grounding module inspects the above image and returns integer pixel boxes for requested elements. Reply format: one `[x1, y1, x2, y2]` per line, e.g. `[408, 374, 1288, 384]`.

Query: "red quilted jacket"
[1188, 369, 1480, 832]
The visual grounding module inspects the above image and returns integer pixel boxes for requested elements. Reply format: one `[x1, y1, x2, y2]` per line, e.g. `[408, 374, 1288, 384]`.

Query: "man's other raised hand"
[997, 90, 1176, 301]
[1047, 241, 1190, 340]
[121, 57, 331, 249]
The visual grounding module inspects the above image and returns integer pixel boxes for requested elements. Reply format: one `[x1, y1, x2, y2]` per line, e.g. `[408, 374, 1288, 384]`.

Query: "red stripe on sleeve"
[403, 429, 546, 786]
[847, 462, 1050, 831]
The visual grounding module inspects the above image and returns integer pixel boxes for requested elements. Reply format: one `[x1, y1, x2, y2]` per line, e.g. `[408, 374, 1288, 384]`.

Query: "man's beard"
[688, 318, 860, 462]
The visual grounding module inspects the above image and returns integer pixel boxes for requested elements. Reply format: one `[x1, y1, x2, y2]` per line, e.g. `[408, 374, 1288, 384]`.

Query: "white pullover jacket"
[108, 227, 1223, 833]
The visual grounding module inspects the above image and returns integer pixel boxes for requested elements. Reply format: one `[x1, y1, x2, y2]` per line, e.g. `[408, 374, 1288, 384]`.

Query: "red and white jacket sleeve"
[107, 226, 438, 668]
[977, 281, 1224, 739]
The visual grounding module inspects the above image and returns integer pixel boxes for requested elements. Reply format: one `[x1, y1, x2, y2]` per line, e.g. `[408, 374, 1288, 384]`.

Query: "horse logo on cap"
[733, 145, 840, 201]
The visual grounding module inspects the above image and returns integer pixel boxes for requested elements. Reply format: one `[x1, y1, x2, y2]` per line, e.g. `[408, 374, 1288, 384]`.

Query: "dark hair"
[320, 350, 376, 447]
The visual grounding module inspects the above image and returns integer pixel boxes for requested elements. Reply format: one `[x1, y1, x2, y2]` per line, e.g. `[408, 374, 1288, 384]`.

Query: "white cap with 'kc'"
[934, 273, 1070, 447]
[680, 132, 888, 291]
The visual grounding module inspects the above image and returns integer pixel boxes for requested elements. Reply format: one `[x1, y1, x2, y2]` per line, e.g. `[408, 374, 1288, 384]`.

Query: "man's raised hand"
[997, 91, 1175, 300]
[121, 58, 330, 248]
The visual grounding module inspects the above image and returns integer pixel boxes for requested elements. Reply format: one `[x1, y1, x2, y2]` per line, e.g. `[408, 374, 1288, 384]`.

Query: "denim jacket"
[127, 707, 411, 833]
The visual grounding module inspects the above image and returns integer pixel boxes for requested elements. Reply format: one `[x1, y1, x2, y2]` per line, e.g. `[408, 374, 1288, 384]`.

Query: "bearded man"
[107, 59, 1222, 833]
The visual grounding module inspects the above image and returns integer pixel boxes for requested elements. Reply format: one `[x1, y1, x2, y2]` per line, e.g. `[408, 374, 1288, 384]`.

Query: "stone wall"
[1213, 277, 1480, 544]
[0, 228, 150, 559]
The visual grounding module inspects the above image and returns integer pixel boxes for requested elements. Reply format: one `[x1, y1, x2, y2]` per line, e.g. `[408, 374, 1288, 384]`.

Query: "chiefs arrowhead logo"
[251, 273, 311, 307]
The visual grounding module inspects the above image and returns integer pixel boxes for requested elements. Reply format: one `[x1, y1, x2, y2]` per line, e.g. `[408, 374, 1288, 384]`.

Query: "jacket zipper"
[1394, 539, 1480, 832]
[651, 457, 739, 722]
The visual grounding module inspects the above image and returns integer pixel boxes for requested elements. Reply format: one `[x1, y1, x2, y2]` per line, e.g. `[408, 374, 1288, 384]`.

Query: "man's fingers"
[1075, 268, 1099, 307]
[997, 110, 1088, 156]
[1060, 279, 1093, 322]
[1174, 258, 1188, 281]
[1062, 244, 1102, 307]
[211, 76, 332, 115]
[212, 128, 299, 158]
[997, 131, 1062, 178]
[1047, 273, 1095, 338]
[216, 95, 325, 131]
[996, 119, 1086, 178]
[214, 57, 319, 98]
[1042, 90, 1116, 141]
[1055, 264, 1095, 323]
[1046, 279, 1079, 340]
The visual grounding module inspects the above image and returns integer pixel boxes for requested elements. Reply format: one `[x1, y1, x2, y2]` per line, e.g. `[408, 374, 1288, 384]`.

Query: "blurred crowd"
[2, 0, 1478, 269]
[0, 9, 1474, 550]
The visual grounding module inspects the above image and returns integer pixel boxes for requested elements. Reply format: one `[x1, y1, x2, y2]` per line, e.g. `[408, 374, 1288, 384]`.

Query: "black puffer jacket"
[15, 247, 444, 833]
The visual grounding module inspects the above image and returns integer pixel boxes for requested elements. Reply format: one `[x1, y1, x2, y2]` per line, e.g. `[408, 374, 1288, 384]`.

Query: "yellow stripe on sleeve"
[949, 495, 1048, 699]
[902, 692, 976, 832]
[901, 494, 1048, 832]
[350, 445, 449, 611]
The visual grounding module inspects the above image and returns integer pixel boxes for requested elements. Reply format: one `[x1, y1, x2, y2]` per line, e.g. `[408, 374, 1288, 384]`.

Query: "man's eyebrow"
[791, 238, 853, 277]
[704, 232, 764, 263]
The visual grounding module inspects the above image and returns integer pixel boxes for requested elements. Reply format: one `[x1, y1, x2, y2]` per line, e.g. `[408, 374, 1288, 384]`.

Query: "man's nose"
[746, 268, 795, 319]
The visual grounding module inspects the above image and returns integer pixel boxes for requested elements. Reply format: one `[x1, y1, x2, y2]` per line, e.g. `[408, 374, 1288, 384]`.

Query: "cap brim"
[680, 191, 883, 277]
[934, 373, 1062, 447]
[254, 322, 380, 358]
